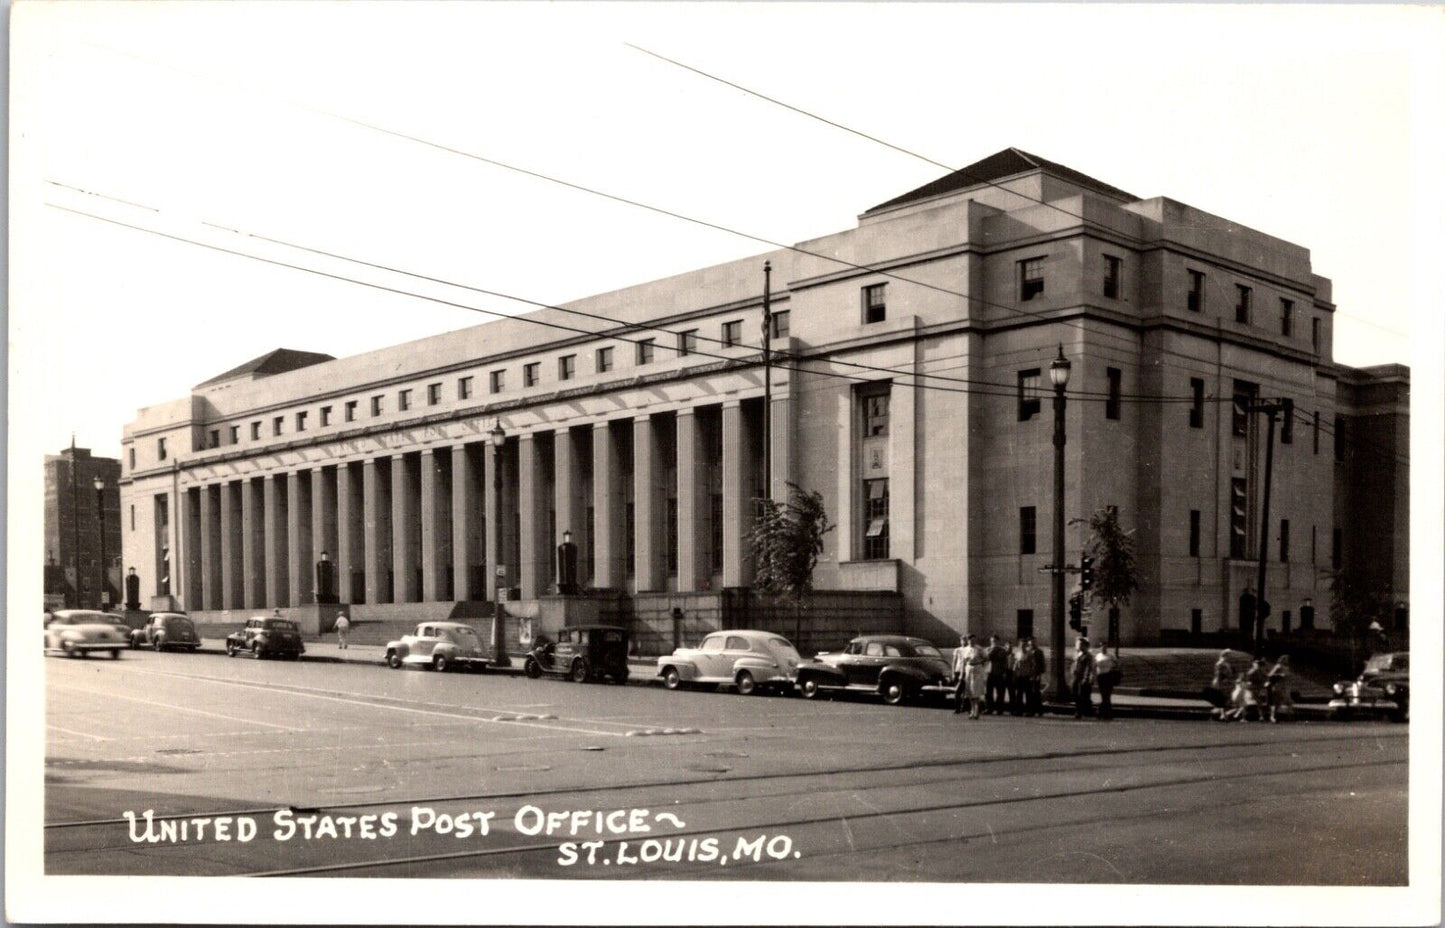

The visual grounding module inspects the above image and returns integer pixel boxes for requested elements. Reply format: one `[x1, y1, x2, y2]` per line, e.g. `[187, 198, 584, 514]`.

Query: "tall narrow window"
[1312, 317, 1321, 353]
[1280, 298, 1294, 336]
[1189, 509, 1201, 557]
[319, 407, 331, 427]
[399, 389, 412, 411]
[1190, 378, 1205, 428]
[129, 448, 136, 469]
[1019, 506, 1037, 554]
[523, 363, 539, 387]
[130, 504, 136, 531]
[251, 421, 262, 440]
[1016, 609, 1035, 639]
[344, 401, 357, 422]
[678, 330, 697, 356]
[295, 411, 308, 432]
[1187, 269, 1205, 312]
[863, 479, 890, 559]
[1232, 380, 1257, 437]
[1279, 519, 1290, 563]
[636, 339, 655, 365]
[370, 396, 383, 417]
[721, 320, 743, 347]
[596, 347, 614, 372]
[273, 416, 284, 436]
[863, 392, 890, 436]
[158, 437, 167, 460]
[1106, 367, 1122, 420]
[770, 310, 790, 339]
[1235, 284, 1252, 325]
[458, 376, 474, 400]
[209, 429, 220, 448]
[1019, 258, 1045, 301]
[1280, 399, 1294, 444]
[489, 370, 505, 394]
[427, 383, 442, 406]
[1230, 478, 1248, 559]
[1103, 255, 1122, 299]
[229, 425, 240, 443]
[1313, 411, 1320, 455]
[1018, 369, 1042, 421]
[863, 283, 887, 323]
[1191, 609, 1203, 637]
[559, 355, 576, 381]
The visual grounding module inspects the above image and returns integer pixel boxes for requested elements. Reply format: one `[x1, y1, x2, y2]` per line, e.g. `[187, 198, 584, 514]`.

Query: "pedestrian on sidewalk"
[1023, 637, 1046, 716]
[1206, 650, 1235, 717]
[952, 635, 987, 718]
[1008, 639, 1028, 716]
[1265, 654, 1292, 723]
[985, 635, 1010, 714]
[1070, 638, 1096, 719]
[1094, 642, 1119, 720]
[335, 612, 351, 650]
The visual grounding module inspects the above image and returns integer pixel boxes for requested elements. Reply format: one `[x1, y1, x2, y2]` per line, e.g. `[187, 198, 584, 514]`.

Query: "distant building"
[45, 446, 122, 609]
[119, 149, 1408, 644]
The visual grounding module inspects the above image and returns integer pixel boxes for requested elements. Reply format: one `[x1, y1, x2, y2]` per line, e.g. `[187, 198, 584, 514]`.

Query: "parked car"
[44, 609, 128, 659]
[657, 630, 801, 695]
[523, 625, 630, 684]
[794, 635, 952, 705]
[226, 616, 305, 660]
[130, 613, 201, 652]
[1329, 651, 1409, 722]
[386, 622, 492, 672]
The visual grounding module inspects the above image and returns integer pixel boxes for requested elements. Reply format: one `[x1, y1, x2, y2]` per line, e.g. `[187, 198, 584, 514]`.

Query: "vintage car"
[44, 609, 128, 659]
[657, 629, 801, 695]
[523, 625, 630, 684]
[1329, 651, 1409, 722]
[226, 616, 305, 660]
[385, 622, 492, 672]
[794, 635, 952, 705]
[130, 612, 201, 652]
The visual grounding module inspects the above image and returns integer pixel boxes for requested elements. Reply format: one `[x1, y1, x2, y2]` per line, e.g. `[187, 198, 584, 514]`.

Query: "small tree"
[1072, 506, 1139, 652]
[1327, 567, 1391, 673]
[746, 483, 834, 644]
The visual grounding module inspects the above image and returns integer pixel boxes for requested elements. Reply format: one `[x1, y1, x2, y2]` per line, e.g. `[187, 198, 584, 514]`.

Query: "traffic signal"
[1080, 556, 1095, 592]
[1069, 593, 1084, 631]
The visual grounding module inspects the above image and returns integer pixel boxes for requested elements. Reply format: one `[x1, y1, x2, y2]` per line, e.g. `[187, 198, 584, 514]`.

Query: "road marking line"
[50, 684, 306, 732]
[46, 724, 110, 742]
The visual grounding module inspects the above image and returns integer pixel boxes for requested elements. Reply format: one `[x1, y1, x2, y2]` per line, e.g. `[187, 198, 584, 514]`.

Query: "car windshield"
[768, 638, 801, 661]
[912, 644, 944, 659]
[265, 620, 298, 632]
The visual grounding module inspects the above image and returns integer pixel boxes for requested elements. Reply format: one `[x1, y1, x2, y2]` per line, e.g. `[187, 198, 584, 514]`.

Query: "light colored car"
[131, 613, 202, 652]
[45, 609, 128, 659]
[657, 630, 801, 695]
[386, 622, 492, 672]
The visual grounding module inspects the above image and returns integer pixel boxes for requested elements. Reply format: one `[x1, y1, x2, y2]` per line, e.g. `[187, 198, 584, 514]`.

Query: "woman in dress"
[952, 635, 988, 719]
[1265, 654, 1292, 723]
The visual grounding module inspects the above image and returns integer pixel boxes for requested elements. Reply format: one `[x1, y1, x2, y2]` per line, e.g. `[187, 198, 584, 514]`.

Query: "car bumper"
[1328, 696, 1403, 713]
[55, 641, 124, 653]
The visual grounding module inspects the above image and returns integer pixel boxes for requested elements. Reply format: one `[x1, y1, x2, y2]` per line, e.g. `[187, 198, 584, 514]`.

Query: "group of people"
[1209, 651, 1291, 722]
[950, 635, 1122, 720]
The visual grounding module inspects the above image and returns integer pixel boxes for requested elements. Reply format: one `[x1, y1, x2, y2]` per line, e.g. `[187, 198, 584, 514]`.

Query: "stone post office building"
[120, 149, 1409, 647]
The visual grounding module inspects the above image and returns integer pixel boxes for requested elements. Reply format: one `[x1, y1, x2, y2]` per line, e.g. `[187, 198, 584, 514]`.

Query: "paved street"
[46, 650, 1407, 883]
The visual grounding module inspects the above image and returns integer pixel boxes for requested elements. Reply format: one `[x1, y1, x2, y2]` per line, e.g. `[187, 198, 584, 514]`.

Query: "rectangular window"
[251, 421, 262, 440]
[1018, 369, 1042, 421]
[370, 396, 383, 417]
[344, 401, 357, 423]
[229, 425, 239, 444]
[523, 363, 539, 387]
[1019, 506, 1037, 555]
[209, 429, 220, 448]
[1106, 367, 1122, 420]
[559, 355, 576, 381]
[863, 283, 887, 323]
[1280, 398, 1294, 444]
[458, 376, 474, 400]
[1191, 609, 1203, 637]
[1232, 380, 1257, 437]
[636, 339, 655, 365]
[129, 448, 136, 469]
[489, 370, 505, 394]
[863, 479, 890, 560]
[1230, 478, 1248, 559]
[130, 504, 135, 531]
[722, 320, 743, 347]
[1019, 258, 1045, 301]
[1103, 255, 1122, 299]
[1189, 509, 1201, 557]
[295, 411, 307, 432]
[596, 347, 614, 372]
[1279, 519, 1290, 563]
[273, 416, 284, 436]
[319, 407, 331, 428]
[427, 383, 442, 406]
[157, 438, 167, 460]
[678, 330, 697, 356]
[1331, 527, 1342, 570]
[1235, 284, 1252, 325]
[398, 389, 411, 411]
[1190, 378, 1205, 428]
[1187, 269, 1204, 312]
[1313, 411, 1320, 455]
[863, 391, 890, 436]
[1312, 317, 1321, 353]
[770, 310, 790, 339]
[1016, 609, 1035, 640]
[1280, 298, 1294, 337]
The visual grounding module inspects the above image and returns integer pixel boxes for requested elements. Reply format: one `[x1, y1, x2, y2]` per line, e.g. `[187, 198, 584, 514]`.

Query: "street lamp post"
[1048, 346, 1072, 700]
[93, 477, 108, 610]
[488, 422, 511, 667]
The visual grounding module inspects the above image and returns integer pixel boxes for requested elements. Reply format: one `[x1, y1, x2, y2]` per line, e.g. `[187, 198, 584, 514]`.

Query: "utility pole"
[70, 435, 80, 608]
[761, 260, 773, 504]
[1250, 399, 1285, 657]
[1048, 347, 1072, 698]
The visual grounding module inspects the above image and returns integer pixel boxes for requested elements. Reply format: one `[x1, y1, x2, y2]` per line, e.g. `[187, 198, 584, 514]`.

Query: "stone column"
[721, 401, 753, 587]
[676, 409, 707, 592]
[311, 466, 337, 578]
[364, 457, 392, 604]
[484, 441, 502, 600]
[263, 474, 288, 607]
[770, 390, 795, 504]
[452, 444, 481, 601]
[220, 482, 240, 609]
[554, 427, 580, 556]
[591, 421, 622, 589]
[198, 485, 216, 610]
[336, 463, 360, 603]
[241, 478, 262, 608]
[421, 448, 452, 601]
[633, 415, 666, 591]
[392, 453, 420, 603]
[287, 470, 313, 606]
[518, 433, 549, 599]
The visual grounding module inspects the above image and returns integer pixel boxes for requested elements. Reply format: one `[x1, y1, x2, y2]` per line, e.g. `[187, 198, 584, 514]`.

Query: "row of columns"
[180, 396, 792, 611]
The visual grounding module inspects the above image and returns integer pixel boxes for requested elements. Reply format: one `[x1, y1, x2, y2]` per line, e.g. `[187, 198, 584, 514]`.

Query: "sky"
[10, 3, 1442, 463]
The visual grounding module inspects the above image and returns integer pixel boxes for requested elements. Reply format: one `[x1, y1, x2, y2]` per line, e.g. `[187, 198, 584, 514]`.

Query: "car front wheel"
[252, 642, 263, 659]
[736, 671, 758, 696]
[881, 679, 910, 706]
[387, 651, 403, 669]
[226, 641, 237, 657]
[800, 677, 822, 699]
[570, 659, 590, 683]
[662, 667, 682, 690]
[153, 638, 164, 652]
[433, 654, 450, 672]
[524, 658, 542, 679]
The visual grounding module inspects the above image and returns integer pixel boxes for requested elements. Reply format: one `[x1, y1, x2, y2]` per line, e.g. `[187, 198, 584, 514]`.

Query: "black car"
[1329, 651, 1409, 722]
[795, 635, 952, 705]
[523, 625, 630, 684]
[226, 616, 305, 660]
[131, 613, 202, 652]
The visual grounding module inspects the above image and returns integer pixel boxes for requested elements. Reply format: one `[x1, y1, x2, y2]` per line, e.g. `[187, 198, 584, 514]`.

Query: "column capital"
[675, 406, 697, 419]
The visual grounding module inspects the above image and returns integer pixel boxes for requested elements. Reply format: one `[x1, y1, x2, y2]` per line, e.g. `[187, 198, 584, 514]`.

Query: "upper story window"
[770, 310, 790, 339]
[427, 383, 442, 406]
[1105, 367, 1122, 419]
[459, 376, 473, 400]
[489, 370, 506, 394]
[523, 363, 540, 387]
[398, 389, 412, 412]
[1190, 378, 1205, 429]
[320, 407, 331, 427]
[370, 395, 384, 417]
[344, 401, 357, 423]
[1232, 380, 1257, 437]
[722, 320, 743, 348]
[1280, 398, 1294, 444]
[157, 437, 167, 460]
[1018, 369, 1042, 421]
[295, 411, 308, 432]
[1103, 255, 1122, 299]
[1313, 411, 1321, 455]
[229, 425, 240, 444]
[596, 347, 614, 372]
[1311, 317, 1321, 353]
[678, 330, 697, 356]
[1280, 298, 1294, 337]
[1187, 269, 1205, 312]
[636, 339, 655, 365]
[1235, 284, 1252, 325]
[273, 416, 284, 436]
[1019, 258, 1045, 302]
[209, 429, 220, 449]
[1019, 506, 1037, 554]
[862, 390, 890, 437]
[559, 355, 576, 381]
[863, 283, 887, 323]
[251, 421, 262, 440]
